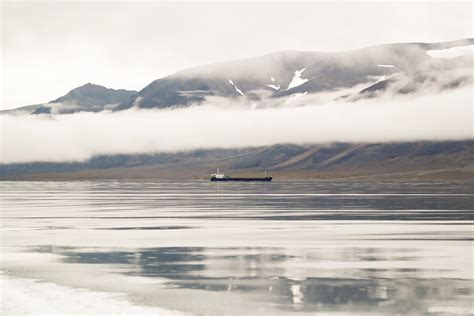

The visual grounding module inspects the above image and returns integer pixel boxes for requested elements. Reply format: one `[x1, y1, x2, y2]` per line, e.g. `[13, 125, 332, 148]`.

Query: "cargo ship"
[210, 168, 272, 182]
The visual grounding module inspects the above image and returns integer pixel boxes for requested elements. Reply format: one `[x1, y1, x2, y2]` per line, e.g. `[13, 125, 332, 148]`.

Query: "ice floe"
[0, 273, 187, 316]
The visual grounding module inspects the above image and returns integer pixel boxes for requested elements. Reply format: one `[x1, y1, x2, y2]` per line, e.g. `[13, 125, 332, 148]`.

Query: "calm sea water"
[1, 180, 473, 315]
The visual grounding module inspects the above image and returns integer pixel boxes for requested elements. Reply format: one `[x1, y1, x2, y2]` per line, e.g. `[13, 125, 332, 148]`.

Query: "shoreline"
[2, 167, 474, 182]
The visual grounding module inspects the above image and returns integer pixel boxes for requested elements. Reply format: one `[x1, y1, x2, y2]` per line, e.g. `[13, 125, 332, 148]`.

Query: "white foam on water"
[0, 272, 188, 316]
[428, 305, 474, 315]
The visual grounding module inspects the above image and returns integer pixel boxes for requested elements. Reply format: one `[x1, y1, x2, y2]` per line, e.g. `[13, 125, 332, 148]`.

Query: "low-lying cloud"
[427, 45, 474, 59]
[1, 87, 472, 164]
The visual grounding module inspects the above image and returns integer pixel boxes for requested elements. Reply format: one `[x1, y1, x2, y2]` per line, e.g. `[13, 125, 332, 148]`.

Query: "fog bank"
[1, 87, 472, 164]
[427, 45, 474, 59]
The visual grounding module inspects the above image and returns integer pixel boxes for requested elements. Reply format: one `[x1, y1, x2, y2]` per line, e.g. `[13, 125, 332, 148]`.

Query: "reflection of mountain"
[38, 246, 472, 314]
[2, 141, 473, 180]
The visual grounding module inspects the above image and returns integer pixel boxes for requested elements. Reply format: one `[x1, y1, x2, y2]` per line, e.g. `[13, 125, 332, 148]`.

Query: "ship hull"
[210, 177, 272, 182]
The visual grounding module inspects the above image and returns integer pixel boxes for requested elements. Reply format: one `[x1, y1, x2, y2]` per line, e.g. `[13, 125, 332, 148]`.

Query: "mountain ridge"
[2, 83, 137, 115]
[115, 38, 474, 110]
[4, 38, 473, 114]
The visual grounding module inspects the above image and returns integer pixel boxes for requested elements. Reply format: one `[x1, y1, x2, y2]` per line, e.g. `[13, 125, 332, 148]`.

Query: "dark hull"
[211, 177, 272, 182]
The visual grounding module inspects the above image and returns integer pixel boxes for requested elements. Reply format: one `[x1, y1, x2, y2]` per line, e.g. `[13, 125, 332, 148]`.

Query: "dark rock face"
[115, 78, 222, 110]
[50, 83, 137, 107]
[3, 83, 137, 115]
[31, 106, 52, 115]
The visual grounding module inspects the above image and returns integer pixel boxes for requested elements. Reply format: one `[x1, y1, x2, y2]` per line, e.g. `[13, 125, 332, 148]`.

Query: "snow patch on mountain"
[426, 45, 474, 59]
[266, 84, 280, 90]
[229, 80, 244, 96]
[287, 68, 309, 90]
[270, 77, 275, 82]
[133, 96, 143, 107]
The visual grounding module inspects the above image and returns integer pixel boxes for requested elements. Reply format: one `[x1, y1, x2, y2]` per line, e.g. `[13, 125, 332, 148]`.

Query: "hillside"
[1, 39, 472, 181]
[115, 39, 474, 110]
[2, 141, 473, 180]
[2, 83, 137, 115]
[3, 38, 472, 114]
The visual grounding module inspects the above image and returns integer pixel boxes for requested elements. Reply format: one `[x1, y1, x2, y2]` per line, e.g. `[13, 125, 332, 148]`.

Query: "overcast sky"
[1, 1, 473, 110]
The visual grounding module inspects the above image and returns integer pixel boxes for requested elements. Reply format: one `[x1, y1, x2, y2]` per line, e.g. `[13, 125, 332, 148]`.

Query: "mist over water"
[1, 86, 472, 164]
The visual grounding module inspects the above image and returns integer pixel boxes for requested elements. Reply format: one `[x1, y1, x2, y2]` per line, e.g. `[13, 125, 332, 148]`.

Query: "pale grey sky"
[1, 1, 473, 110]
